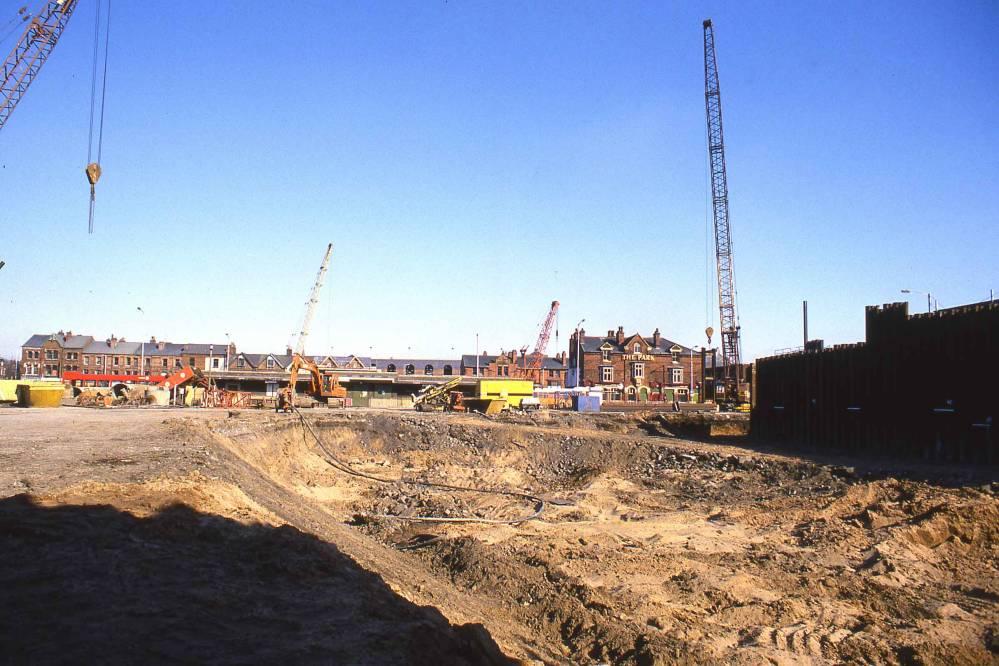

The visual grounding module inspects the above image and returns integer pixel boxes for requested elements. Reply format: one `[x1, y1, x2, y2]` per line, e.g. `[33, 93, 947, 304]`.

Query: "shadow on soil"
[0, 494, 511, 665]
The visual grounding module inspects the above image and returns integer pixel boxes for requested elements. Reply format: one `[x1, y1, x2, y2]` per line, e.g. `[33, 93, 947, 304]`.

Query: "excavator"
[276, 243, 347, 412]
[277, 354, 347, 411]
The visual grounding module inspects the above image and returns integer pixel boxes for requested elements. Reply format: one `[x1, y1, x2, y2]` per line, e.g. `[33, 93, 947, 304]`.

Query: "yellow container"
[476, 379, 535, 409]
[0, 380, 19, 403]
[16, 384, 64, 408]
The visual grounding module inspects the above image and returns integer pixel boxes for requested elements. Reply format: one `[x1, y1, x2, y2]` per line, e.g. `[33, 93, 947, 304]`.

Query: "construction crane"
[520, 300, 559, 385]
[0, 0, 81, 132]
[278, 242, 346, 410]
[295, 242, 333, 357]
[703, 19, 743, 403]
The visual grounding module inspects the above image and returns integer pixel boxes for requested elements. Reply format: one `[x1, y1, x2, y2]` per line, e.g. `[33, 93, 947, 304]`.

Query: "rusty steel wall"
[752, 301, 998, 464]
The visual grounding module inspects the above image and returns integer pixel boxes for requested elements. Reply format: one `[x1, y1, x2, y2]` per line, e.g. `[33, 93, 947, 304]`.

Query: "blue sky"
[1, 1, 996, 360]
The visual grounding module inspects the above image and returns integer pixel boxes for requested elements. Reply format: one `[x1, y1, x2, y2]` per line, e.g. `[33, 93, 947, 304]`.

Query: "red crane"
[521, 301, 559, 384]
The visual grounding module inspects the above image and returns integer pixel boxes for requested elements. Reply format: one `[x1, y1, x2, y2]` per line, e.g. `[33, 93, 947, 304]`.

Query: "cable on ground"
[293, 407, 546, 526]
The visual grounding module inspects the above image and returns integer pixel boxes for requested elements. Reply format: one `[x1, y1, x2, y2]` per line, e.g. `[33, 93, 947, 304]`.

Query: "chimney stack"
[652, 328, 661, 348]
[616, 326, 625, 345]
[286, 346, 293, 356]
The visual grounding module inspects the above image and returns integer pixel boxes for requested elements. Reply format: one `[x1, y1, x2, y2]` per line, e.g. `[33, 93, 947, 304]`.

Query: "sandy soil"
[1, 406, 996, 664]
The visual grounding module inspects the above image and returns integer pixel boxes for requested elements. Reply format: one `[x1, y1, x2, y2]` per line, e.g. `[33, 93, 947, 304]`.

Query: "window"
[670, 368, 683, 384]
[237, 358, 245, 369]
[175, 359, 182, 368]
[386, 363, 396, 373]
[45, 350, 58, 360]
[424, 364, 433, 375]
[633, 343, 641, 353]
[601, 366, 613, 382]
[212, 358, 220, 369]
[161, 358, 168, 367]
[189, 357, 196, 366]
[443, 364, 453, 375]
[405, 364, 415, 375]
[602, 349, 610, 361]
[113, 356, 119, 366]
[631, 363, 644, 379]
[83, 356, 89, 365]
[126, 358, 132, 367]
[266, 358, 275, 369]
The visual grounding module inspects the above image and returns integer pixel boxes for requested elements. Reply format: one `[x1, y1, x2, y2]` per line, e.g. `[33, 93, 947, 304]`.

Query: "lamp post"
[136, 306, 146, 379]
[475, 333, 479, 376]
[901, 289, 934, 313]
[224, 332, 231, 371]
[573, 318, 585, 388]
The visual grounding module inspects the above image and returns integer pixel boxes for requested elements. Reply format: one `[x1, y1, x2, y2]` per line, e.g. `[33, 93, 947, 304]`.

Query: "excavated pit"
[1, 408, 996, 664]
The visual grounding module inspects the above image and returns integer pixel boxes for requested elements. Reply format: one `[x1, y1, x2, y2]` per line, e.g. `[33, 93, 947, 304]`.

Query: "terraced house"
[21, 332, 231, 379]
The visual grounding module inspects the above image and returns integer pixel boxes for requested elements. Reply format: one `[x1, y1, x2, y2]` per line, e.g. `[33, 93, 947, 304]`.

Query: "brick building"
[460, 350, 567, 387]
[21, 332, 231, 379]
[21, 331, 94, 379]
[568, 326, 702, 402]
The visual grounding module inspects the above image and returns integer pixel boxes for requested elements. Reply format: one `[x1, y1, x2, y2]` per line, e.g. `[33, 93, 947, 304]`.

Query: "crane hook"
[85, 162, 101, 234]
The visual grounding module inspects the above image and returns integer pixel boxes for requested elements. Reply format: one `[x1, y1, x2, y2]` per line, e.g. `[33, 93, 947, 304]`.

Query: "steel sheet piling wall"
[752, 301, 998, 464]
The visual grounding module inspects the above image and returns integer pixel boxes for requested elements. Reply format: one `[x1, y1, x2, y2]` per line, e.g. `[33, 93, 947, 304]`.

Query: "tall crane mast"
[1, 0, 81, 132]
[295, 243, 334, 357]
[703, 19, 742, 401]
[523, 300, 559, 384]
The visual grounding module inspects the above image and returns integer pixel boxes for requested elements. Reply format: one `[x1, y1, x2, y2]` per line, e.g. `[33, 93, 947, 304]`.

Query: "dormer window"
[266, 358, 275, 369]
[602, 349, 610, 361]
[633, 343, 641, 354]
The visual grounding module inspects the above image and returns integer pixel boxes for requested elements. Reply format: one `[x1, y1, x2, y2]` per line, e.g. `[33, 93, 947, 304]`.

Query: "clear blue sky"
[1, 1, 996, 361]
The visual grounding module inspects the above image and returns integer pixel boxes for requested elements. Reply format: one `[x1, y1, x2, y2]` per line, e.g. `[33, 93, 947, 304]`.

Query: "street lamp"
[136, 306, 147, 378]
[574, 318, 585, 388]
[901, 289, 935, 313]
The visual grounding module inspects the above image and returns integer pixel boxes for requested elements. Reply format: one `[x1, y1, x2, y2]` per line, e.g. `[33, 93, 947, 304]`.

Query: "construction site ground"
[1, 407, 996, 665]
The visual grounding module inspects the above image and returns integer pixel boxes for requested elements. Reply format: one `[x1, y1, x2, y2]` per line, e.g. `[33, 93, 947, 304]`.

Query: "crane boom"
[1, 0, 81, 132]
[295, 242, 333, 357]
[703, 19, 742, 401]
[524, 300, 559, 382]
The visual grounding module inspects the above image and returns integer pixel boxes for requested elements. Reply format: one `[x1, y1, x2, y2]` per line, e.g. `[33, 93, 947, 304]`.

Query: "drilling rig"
[703, 19, 744, 404]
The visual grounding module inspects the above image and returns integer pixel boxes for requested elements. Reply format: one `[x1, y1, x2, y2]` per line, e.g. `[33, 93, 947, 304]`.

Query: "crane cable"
[85, 0, 111, 234]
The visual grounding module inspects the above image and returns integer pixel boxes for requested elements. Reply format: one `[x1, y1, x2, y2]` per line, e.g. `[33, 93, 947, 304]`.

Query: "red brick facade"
[568, 326, 703, 402]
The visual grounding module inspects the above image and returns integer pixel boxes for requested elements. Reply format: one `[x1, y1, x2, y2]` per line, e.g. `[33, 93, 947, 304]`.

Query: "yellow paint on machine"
[475, 379, 534, 409]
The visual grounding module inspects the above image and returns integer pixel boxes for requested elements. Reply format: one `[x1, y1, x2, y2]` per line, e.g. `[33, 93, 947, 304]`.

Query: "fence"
[752, 300, 998, 464]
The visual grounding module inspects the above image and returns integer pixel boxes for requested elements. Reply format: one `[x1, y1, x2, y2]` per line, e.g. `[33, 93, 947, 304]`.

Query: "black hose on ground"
[293, 408, 546, 526]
